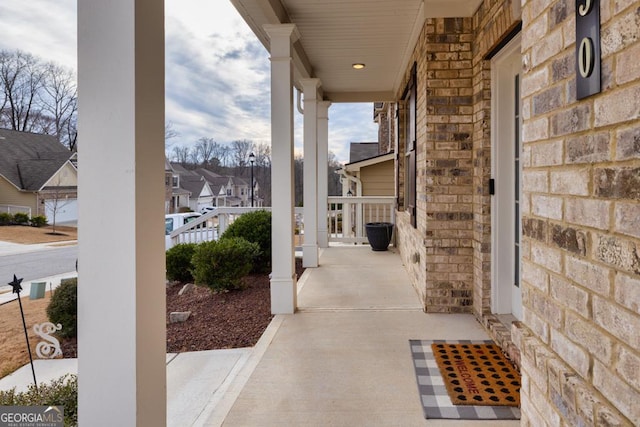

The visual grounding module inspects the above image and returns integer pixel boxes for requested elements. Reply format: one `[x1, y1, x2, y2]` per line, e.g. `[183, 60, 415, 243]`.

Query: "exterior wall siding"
[360, 161, 394, 196]
[0, 177, 36, 213]
[517, 0, 640, 425]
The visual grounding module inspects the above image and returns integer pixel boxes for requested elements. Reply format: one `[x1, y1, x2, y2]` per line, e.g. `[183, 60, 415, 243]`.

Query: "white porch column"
[301, 78, 320, 267]
[317, 101, 331, 248]
[265, 24, 299, 314]
[78, 0, 166, 425]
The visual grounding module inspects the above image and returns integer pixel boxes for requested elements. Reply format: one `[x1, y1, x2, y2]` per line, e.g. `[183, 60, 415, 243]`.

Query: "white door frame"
[491, 33, 522, 319]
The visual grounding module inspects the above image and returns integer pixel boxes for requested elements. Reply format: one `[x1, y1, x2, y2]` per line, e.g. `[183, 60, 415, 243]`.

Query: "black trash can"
[365, 222, 394, 251]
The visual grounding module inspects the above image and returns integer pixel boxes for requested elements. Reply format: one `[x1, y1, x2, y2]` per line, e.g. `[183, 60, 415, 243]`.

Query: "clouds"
[0, 0, 378, 164]
[0, 0, 77, 69]
[165, 13, 272, 148]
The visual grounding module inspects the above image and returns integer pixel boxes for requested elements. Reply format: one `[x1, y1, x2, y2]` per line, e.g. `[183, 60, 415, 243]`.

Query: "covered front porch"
[208, 245, 517, 426]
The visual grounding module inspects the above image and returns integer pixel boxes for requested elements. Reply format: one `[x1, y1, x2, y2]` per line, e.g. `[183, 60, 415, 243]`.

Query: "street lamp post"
[249, 152, 255, 207]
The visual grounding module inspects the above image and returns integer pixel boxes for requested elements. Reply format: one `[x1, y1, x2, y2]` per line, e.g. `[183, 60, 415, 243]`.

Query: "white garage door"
[45, 199, 78, 224]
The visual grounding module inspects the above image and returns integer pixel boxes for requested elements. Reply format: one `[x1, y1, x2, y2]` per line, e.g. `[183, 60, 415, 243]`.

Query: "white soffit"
[231, 0, 483, 103]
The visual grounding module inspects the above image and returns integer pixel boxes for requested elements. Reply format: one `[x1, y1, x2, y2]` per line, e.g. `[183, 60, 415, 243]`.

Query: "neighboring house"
[164, 161, 263, 212]
[339, 143, 394, 197]
[180, 175, 214, 213]
[193, 168, 262, 208]
[164, 160, 190, 213]
[0, 128, 77, 223]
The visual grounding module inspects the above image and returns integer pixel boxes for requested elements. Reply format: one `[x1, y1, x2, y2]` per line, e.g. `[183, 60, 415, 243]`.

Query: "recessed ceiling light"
[352, 63, 365, 70]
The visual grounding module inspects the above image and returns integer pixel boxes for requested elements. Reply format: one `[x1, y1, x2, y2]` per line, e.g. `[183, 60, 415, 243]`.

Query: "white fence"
[327, 196, 395, 244]
[168, 197, 395, 248]
[168, 206, 305, 249]
[0, 205, 32, 217]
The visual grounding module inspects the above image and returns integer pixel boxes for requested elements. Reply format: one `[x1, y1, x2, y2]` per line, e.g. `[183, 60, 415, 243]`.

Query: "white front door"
[491, 34, 523, 320]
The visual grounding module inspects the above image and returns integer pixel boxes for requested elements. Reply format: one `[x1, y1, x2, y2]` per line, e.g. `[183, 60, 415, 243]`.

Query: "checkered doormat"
[409, 340, 521, 420]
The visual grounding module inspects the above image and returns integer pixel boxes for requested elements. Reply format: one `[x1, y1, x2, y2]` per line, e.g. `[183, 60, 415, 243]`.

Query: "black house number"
[576, 0, 601, 99]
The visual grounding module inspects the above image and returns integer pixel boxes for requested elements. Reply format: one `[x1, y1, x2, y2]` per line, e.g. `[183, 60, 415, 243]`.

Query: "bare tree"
[40, 63, 77, 149]
[0, 50, 46, 132]
[327, 151, 343, 196]
[171, 145, 191, 165]
[230, 139, 254, 170]
[195, 137, 217, 167]
[212, 143, 230, 168]
[253, 142, 271, 168]
[0, 50, 78, 149]
[44, 178, 73, 235]
[164, 121, 179, 142]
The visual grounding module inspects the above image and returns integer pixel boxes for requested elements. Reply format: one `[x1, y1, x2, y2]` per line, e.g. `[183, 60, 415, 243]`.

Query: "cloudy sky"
[0, 0, 378, 163]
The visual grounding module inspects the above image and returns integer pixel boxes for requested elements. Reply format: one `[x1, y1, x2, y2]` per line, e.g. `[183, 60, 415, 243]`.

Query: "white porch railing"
[168, 206, 305, 249]
[327, 196, 395, 244]
[168, 197, 395, 249]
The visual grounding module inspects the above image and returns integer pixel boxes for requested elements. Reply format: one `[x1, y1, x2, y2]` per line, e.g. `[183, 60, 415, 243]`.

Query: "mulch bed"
[60, 259, 304, 357]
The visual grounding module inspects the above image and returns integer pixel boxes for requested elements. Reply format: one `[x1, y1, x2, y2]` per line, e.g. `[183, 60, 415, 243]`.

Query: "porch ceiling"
[231, 0, 482, 102]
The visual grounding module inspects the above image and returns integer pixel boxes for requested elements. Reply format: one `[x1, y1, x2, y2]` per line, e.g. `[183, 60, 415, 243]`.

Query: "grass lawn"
[0, 225, 77, 245]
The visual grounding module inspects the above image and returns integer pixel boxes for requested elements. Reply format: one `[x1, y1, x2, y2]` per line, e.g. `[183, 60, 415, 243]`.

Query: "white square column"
[78, 0, 166, 425]
[301, 78, 321, 267]
[265, 24, 299, 314]
[317, 101, 331, 248]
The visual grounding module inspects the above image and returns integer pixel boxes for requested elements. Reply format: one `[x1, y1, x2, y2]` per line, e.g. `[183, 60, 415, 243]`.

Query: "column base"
[302, 243, 319, 267]
[270, 276, 297, 314]
[318, 230, 328, 248]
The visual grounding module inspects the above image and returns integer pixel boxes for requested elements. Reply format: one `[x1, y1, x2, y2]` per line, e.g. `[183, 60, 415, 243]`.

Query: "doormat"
[409, 340, 521, 420]
[431, 342, 520, 406]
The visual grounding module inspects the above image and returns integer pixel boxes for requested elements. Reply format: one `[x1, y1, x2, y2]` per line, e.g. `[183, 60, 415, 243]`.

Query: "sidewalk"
[0, 240, 77, 257]
[0, 349, 253, 427]
[0, 271, 77, 305]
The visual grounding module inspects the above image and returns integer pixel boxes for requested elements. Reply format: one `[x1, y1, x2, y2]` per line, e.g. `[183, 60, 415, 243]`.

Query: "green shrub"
[192, 238, 259, 292]
[166, 243, 197, 282]
[0, 375, 77, 427]
[30, 215, 48, 227]
[0, 212, 13, 226]
[221, 210, 271, 272]
[13, 212, 29, 225]
[46, 278, 77, 339]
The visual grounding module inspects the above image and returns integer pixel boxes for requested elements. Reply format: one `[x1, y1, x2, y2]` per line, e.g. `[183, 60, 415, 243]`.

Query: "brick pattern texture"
[393, 0, 639, 424]
[518, 0, 640, 425]
[396, 17, 476, 313]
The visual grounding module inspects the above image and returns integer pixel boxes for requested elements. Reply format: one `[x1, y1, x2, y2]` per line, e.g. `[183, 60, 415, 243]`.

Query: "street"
[0, 245, 77, 286]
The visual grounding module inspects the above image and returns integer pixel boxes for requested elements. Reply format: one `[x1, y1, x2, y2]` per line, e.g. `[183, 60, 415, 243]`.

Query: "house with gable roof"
[0, 128, 77, 223]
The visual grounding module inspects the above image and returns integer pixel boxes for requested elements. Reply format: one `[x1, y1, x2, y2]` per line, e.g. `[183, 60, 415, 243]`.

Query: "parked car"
[200, 206, 215, 214]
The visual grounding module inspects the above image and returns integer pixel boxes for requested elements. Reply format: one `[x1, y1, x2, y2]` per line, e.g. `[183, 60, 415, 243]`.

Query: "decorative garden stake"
[33, 322, 63, 358]
[9, 274, 38, 390]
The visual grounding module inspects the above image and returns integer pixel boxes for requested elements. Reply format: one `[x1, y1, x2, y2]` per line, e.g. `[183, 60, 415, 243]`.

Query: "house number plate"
[576, 0, 601, 99]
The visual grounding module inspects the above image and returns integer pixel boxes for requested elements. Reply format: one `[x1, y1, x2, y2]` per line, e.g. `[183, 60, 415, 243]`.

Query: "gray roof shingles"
[0, 129, 73, 191]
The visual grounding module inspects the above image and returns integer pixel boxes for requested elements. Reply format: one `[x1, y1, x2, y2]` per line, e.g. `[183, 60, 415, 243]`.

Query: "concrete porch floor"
[211, 246, 520, 426]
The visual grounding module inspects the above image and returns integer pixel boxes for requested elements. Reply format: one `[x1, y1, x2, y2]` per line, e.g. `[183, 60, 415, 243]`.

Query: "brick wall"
[519, 0, 640, 425]
[395, 17, 476, 312]
[421, 18, 476, 312]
